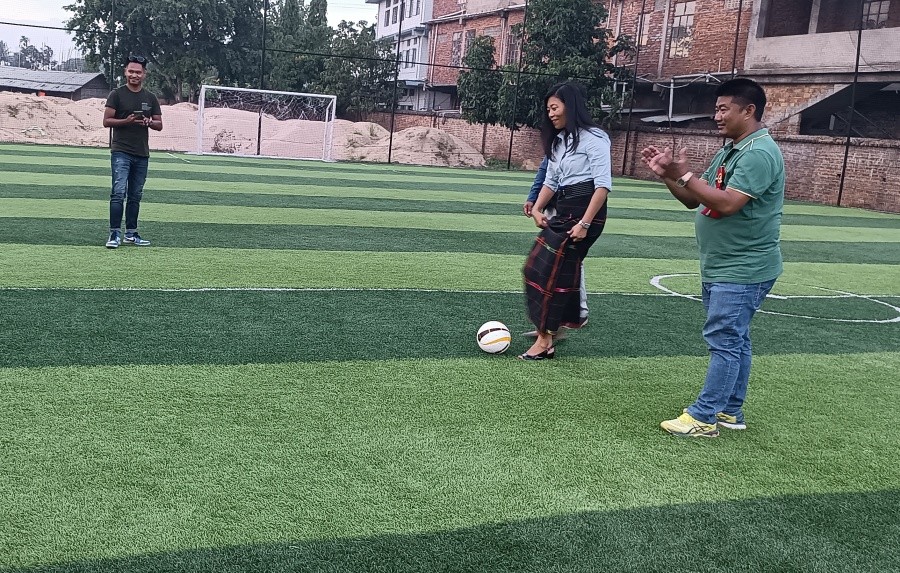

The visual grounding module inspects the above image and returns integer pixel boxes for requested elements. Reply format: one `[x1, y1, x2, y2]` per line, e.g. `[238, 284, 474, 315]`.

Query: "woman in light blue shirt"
[520, 82, 612, 360]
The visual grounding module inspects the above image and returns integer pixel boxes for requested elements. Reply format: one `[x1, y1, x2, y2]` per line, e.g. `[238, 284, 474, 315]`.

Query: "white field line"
[0, 285, 895, 298]
[650, 273, 900, 324]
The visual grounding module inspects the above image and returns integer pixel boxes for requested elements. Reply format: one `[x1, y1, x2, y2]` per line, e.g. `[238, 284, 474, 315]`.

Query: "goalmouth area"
[1, 143, 898, 572]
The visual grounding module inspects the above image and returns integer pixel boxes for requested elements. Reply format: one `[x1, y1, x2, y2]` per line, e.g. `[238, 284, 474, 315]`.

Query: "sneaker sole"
[662, 428, 720, 438]
[105, 243, 119, 249]
[717, 421, 747, 430]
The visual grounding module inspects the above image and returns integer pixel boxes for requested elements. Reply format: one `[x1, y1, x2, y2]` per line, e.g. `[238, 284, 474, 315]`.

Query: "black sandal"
[517, 347, 556, 360]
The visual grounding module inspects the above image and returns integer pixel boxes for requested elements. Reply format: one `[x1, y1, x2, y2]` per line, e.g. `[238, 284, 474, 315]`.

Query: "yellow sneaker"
[715, 412, 747, 430]
[661, 412, 720, 437]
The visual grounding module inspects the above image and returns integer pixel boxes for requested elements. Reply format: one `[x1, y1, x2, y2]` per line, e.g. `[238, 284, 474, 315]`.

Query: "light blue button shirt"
[543, 127, 613, 192]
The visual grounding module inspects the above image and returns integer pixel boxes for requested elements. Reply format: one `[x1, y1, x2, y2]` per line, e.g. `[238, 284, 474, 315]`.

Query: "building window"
[863, 1, 890, 29]
[384, 9, 390, 26]
[504, 28, 521, 65]
[636, 12, 650, 46]
[450, 31, 463, 66]
[723, 0, 741, 9]
[410, 48, 417, 67]
[415, 0, 421, 16]
[464, 29, 476, 59]
[668, 1, 695, 58]
[392, 6, 398, 24]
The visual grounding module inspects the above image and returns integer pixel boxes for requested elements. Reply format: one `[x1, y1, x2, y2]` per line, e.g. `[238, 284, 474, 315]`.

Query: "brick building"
[609, 0, 900, 137]
[425, 0, 525, 109]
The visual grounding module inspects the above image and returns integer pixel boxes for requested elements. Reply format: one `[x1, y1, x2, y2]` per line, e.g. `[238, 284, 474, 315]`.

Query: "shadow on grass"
[8, 490, 899, 573]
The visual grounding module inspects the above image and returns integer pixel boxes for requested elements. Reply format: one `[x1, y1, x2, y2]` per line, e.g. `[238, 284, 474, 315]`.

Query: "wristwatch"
[577, 220, 591, 229]
[675, 171, 694, 187]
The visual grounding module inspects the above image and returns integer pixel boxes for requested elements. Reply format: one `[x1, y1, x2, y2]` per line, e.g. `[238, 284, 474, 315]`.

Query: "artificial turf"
[0, 143, 898, 572]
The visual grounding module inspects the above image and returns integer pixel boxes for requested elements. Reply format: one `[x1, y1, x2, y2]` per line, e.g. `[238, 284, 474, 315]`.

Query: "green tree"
[0, 40, 10, 64]
[266, 0, 331, 93]
[65, 0, 264, 100]
[458, 36, 502, 126]
[17, 37, 51, 69]
[457, 0, 633, 130]
[266, 0, 307, 90]
[313, 20, 395, 119]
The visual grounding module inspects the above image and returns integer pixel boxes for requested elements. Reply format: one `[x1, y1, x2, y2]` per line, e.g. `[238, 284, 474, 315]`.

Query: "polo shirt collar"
[725, 128, 770, 151]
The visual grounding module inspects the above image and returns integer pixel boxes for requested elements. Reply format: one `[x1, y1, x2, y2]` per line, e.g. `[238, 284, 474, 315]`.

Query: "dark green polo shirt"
[696, 128, 785, 283]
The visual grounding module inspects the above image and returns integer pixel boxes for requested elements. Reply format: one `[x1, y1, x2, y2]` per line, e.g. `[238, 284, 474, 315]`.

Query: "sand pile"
[0, 91, 485, 167]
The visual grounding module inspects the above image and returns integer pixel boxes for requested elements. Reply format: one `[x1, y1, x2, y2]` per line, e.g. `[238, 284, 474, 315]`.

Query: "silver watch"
[578, 220, 591, 229]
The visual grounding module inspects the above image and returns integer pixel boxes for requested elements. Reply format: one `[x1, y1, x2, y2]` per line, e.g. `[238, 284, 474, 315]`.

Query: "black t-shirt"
[105, 86, 161, 157]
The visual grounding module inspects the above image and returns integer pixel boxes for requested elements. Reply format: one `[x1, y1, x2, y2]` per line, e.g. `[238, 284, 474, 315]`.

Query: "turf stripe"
[1, 244, 897, 295]
[4, 185, 899, 229]
[1, 289, 898, 368]
[2, 217, 898, 264]
[2, 198, 898, 242]
[0, 171, 674, 202]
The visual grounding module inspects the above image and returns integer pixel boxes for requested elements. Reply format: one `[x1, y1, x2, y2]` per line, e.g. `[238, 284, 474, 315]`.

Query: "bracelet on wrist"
[578, 220, 591, 229]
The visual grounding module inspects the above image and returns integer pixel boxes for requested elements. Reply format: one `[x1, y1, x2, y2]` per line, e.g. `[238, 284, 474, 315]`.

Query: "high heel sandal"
[517, 346, 556, 360]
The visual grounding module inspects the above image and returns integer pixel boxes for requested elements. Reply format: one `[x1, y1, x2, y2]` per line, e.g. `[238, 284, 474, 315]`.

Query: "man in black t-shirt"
[103, 55, 163, 248]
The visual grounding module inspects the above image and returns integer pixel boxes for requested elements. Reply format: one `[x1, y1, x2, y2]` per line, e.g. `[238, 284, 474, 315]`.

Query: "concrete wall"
[745, 27, 900, 74]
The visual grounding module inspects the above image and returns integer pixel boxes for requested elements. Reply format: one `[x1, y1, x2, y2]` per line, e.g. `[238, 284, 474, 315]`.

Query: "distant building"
[0, 67, 107, 100]
[425, 0, 525, 110]
[608, 0, 900, 137]
[367, 0, 439, 110]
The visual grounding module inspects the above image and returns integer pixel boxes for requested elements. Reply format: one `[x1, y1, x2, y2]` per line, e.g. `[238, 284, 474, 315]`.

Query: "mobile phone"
[133, 110, 146, 118]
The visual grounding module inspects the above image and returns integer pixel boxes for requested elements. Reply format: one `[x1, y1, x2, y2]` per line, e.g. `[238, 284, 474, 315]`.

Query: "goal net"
[196, 85, 337, 161]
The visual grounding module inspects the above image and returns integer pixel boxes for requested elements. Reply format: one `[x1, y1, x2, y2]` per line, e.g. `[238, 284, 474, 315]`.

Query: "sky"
[0, 0, 378, 59]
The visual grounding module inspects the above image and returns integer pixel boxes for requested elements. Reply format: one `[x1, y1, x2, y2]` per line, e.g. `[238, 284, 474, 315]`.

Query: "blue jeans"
[110, 151, 149, 232]
[686, 280, 776, 424]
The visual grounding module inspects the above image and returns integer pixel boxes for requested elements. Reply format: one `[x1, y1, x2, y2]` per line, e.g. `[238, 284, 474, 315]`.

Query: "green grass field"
[1, 143, 898, 572]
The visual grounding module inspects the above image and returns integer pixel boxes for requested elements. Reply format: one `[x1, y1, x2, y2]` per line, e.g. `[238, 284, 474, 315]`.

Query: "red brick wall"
[433, 0, 462, 19]
[616, 128, 900, 212]
[763, 83, 846, 136]
[428, 10, 524, 86]
[363, 110, 900, 212]
[612, 0, 753, 78]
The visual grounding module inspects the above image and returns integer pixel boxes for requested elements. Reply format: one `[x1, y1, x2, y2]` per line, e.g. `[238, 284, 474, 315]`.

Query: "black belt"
[557, 180, 595, 200]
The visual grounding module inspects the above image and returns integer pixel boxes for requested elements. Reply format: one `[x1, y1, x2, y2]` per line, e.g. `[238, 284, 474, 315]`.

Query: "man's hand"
[523, 201, 534, 217]
[532, 210, 547, 229]
[641, 146, 691, 181]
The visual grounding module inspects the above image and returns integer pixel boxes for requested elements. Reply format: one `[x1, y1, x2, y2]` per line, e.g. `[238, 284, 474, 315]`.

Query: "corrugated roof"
[641, 113, 713, 124]
[0, 67, 105, 93]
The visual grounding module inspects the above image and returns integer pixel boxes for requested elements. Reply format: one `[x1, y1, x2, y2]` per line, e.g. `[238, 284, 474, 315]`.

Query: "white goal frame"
[196, 85, 337, 161]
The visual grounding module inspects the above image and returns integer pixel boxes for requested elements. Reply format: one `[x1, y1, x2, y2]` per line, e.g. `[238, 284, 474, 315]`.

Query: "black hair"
[540, 81, 598, 160]
[126, 55, 148, 69]
[715, 77, 766, 121]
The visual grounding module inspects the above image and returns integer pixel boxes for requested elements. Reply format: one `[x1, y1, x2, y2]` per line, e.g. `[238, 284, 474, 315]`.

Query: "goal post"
[196, 85, 337, 161]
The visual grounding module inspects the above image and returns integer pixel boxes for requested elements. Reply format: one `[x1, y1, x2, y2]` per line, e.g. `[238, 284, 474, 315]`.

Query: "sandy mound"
[0, 91, 485, 167]
[345, 126, 485, 168]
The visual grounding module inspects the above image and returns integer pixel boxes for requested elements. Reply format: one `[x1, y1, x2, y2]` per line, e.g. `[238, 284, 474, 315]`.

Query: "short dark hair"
[540, 81, 598, 159]
[716, 78, 766, 121]
[126, 55, 148, 68]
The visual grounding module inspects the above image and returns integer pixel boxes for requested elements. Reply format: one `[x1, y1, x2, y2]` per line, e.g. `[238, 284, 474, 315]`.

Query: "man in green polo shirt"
[641, 77, 785, 437]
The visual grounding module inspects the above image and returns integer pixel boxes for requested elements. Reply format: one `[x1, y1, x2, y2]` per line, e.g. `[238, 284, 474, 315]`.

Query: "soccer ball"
[477, 321, 511, 354]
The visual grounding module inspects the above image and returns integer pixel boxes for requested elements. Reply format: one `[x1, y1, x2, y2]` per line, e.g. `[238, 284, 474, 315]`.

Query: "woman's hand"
[532, 210, 548, 228]
[567, 224, 587, 242]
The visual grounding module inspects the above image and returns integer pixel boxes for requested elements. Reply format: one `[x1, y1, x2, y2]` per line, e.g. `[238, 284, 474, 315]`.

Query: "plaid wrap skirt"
[523, 180, 607, 333]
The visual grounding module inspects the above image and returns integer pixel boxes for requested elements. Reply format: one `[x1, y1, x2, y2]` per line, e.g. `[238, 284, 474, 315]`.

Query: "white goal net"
[196, 85, 337, 161]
